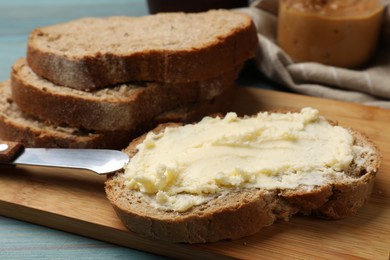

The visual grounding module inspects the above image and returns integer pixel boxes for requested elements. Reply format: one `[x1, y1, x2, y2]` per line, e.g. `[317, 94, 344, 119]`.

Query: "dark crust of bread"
[11, 59, 239, 131]
[26, 12, 258, 91]
[105, 118, 381, 243]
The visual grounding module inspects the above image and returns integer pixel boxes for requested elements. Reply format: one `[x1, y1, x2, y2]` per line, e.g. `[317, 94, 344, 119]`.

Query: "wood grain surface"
[0, 87, 389, 260]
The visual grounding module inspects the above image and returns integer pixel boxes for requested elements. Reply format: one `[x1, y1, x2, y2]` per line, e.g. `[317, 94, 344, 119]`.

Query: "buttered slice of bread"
[0, 80, 233, 149]
[26, 10, 258, 91]
[11, 58, 238, 131]
[105, 108, 381, 243]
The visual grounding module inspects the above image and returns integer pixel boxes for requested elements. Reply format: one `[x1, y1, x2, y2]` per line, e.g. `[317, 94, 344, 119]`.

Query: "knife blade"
[0, 141, 129, 175]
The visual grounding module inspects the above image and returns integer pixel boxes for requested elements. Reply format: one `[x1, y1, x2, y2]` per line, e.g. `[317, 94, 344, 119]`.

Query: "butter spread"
[124, 108, 358, 212]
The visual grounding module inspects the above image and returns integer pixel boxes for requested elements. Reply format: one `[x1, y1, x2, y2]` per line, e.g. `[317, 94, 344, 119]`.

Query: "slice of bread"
[26, 10, 258, 91]
[105, 110, 381, 243]
[0, 80, 129, 149]
[11, 58, 238, 131]
[0, 80, 233, 149]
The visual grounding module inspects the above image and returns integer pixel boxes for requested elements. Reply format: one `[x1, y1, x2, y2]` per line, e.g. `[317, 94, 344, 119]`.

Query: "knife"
[0, 141, 129, 175]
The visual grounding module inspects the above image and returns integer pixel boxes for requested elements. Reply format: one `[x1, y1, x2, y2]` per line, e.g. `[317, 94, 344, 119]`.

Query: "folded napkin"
[240, 0, 390, 109]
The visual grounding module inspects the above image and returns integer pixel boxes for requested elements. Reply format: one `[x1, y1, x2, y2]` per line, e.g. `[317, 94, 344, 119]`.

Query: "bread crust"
[26, 11, 258, 91]
[11, 59, 239, 131]
[105, 116, 381, 243]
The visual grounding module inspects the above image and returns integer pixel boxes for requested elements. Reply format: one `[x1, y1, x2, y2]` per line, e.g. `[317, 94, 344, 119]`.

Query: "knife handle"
[0, 141, 24, 164]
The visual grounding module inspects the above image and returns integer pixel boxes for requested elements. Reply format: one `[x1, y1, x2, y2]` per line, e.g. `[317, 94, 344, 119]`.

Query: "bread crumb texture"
[30, 10, 250, 55]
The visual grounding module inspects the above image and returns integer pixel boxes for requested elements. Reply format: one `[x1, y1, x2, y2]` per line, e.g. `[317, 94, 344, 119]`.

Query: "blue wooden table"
[0, 1, 168, 259]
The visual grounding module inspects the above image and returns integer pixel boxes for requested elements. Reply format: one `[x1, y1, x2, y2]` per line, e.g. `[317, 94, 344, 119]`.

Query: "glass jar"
[277, 0, 385, 68]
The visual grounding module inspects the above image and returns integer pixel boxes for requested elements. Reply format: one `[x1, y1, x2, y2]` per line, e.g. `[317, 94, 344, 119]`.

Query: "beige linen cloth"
[239, 0, 390, 109]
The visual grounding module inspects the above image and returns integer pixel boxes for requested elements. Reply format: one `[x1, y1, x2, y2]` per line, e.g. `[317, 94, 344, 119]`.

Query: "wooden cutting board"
[0, 88, 389, 260]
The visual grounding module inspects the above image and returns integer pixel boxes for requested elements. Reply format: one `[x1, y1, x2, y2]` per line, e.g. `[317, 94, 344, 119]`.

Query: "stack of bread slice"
[0, 10, 258, 149]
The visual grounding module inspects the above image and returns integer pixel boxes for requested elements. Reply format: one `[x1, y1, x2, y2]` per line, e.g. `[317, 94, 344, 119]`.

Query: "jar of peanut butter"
[277, 0, 385, 68]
